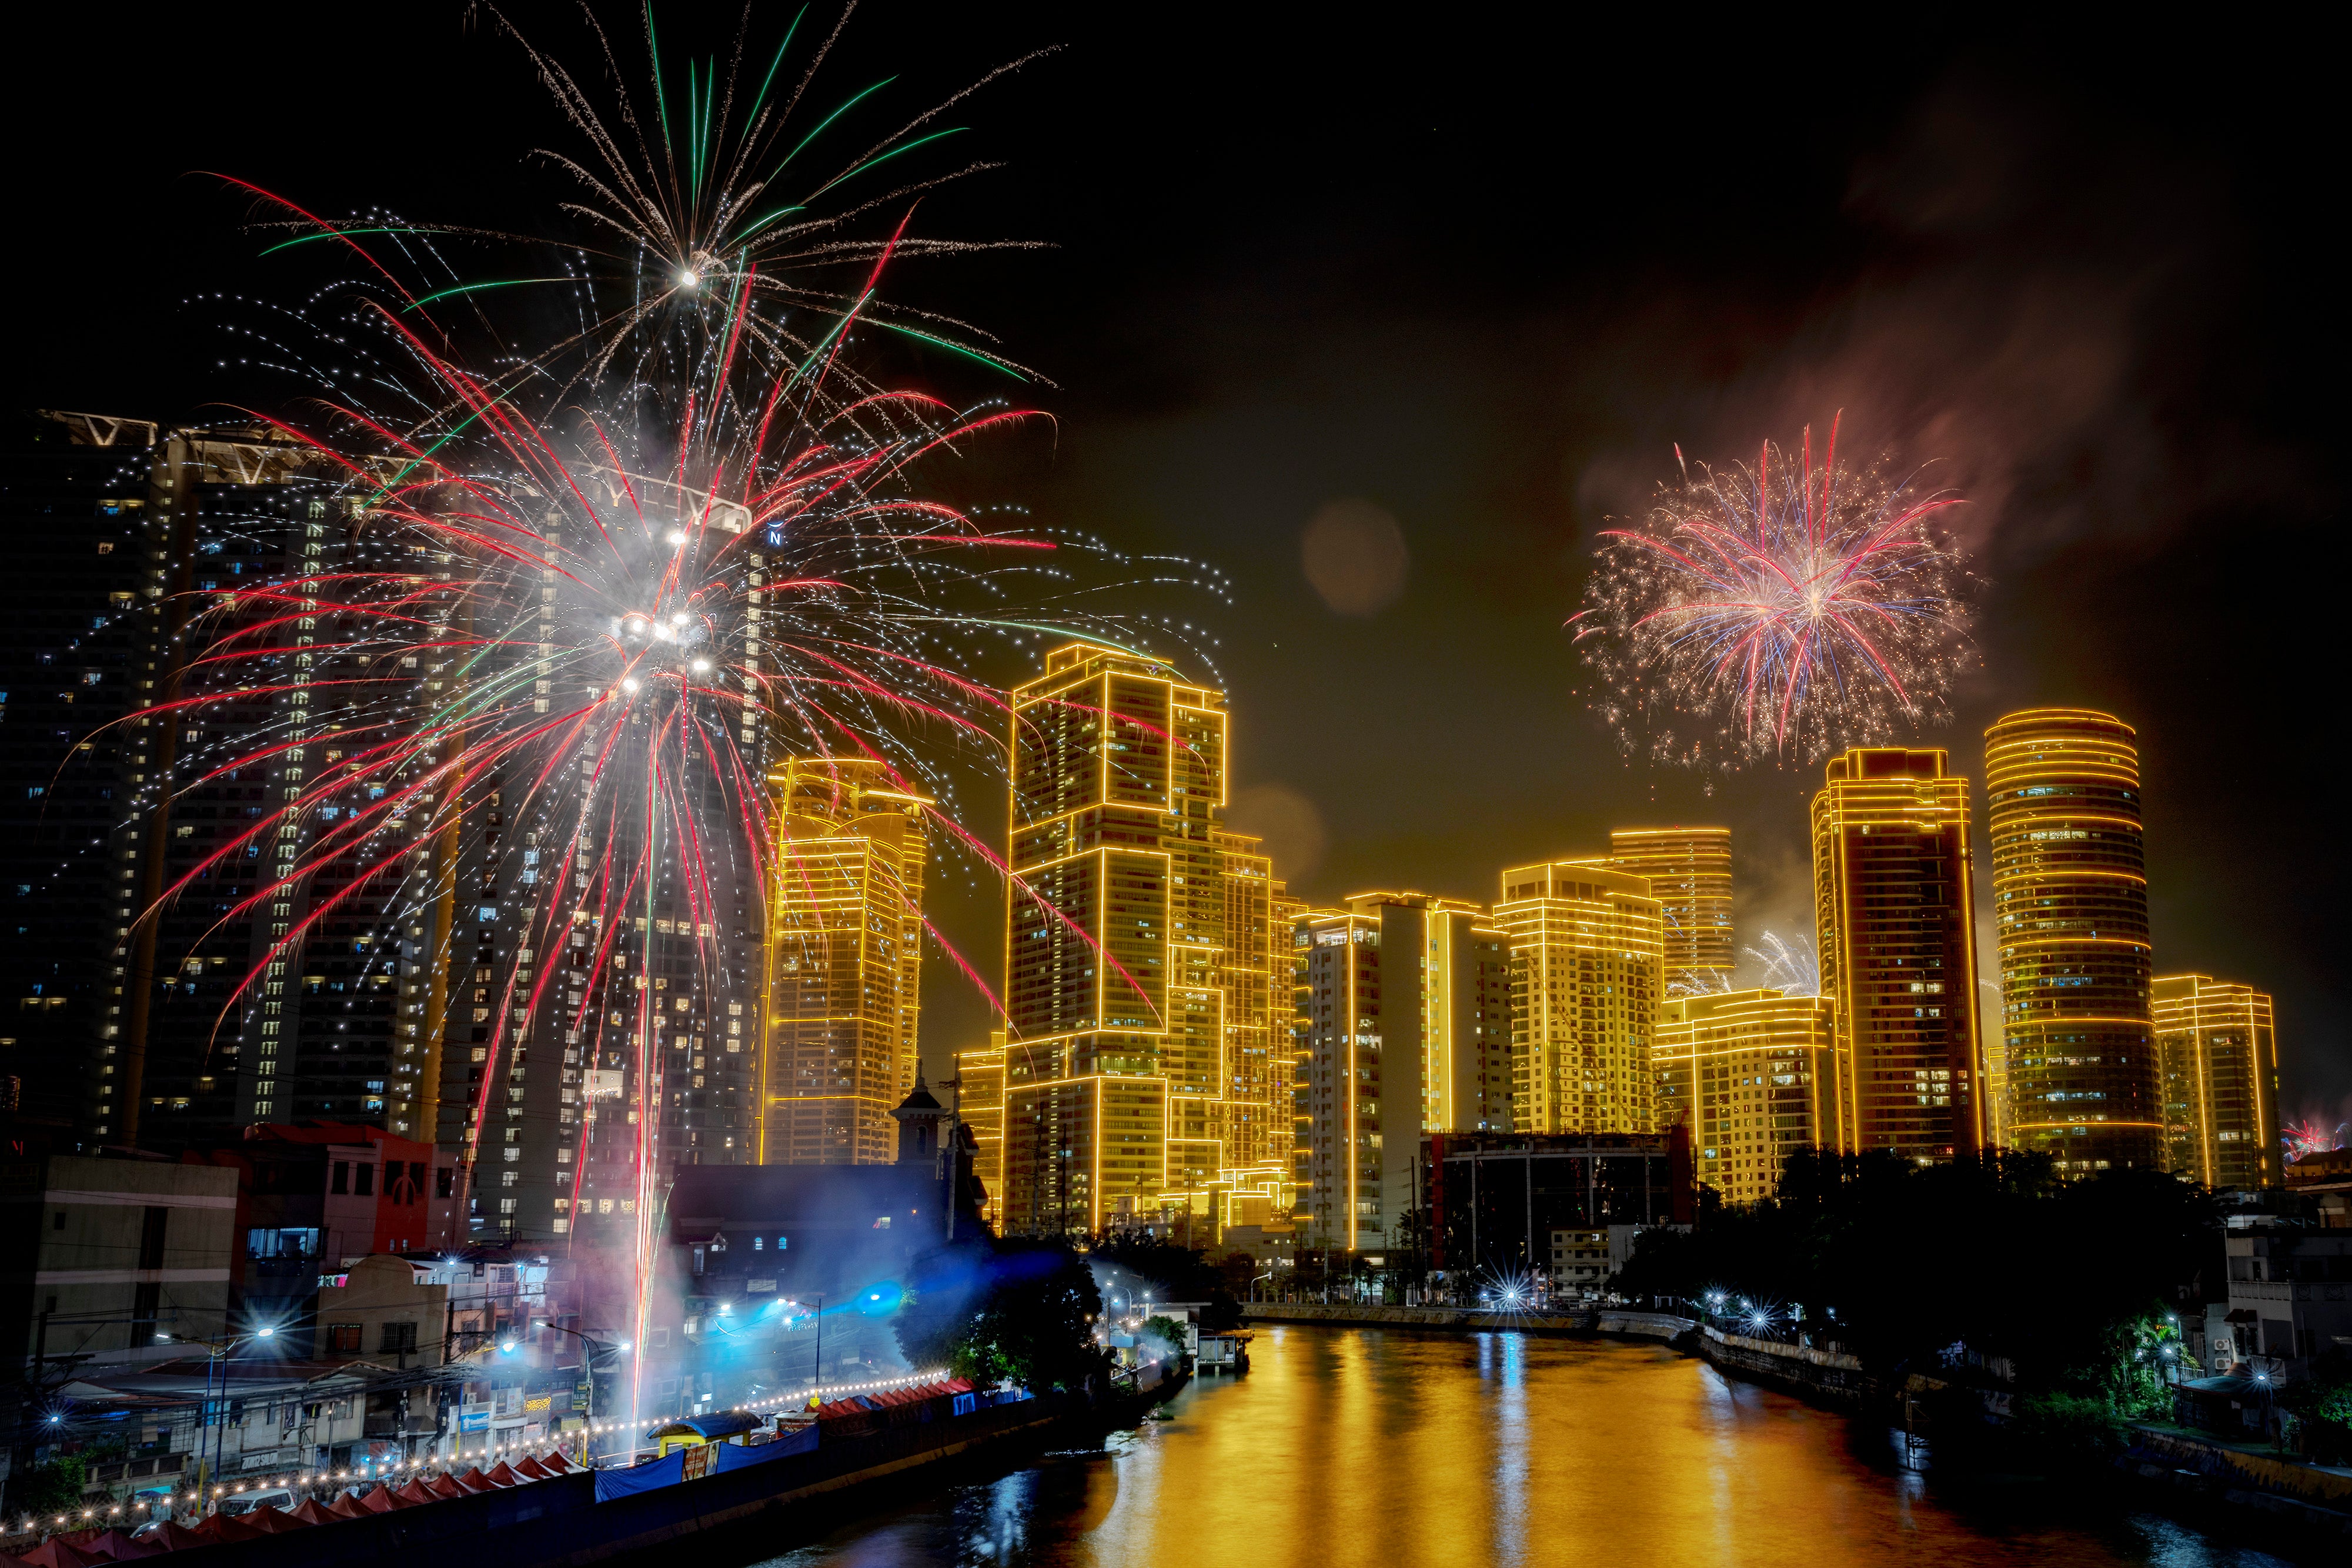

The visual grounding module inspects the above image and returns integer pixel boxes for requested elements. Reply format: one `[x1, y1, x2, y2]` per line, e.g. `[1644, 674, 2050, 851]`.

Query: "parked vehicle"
[218, 1486, 298, 1517]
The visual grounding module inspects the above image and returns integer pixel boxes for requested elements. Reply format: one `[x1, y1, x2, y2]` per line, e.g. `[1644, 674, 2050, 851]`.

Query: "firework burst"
[2284, 1119, 2346, 1161]
[1572, 416, 1971, 767]
[108, 4, 1223, 1431]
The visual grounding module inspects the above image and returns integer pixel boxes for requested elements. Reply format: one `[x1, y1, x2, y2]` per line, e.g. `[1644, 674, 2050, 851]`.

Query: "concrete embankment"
[1241, 1303, 1692, 1342]
[1688, 1323, 2352, 1552]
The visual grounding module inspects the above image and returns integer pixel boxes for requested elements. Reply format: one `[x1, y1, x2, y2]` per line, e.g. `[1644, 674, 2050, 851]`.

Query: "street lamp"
[536, 1322, 625, 1465]
[156, 1326, 279, 1504]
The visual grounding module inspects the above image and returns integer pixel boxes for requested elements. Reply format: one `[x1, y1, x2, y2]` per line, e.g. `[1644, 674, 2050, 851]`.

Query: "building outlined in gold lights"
[2153, 974, 2280, 1189]
[1588, 828, 1735, 994]
[1291, 892, 1513, 1252]
[760, 758, 930, 1165]
[1810, 747, 1984, 1162]
[1495, 862, 1665, 1135]
[1984, 709, 2162, 1174]
[951, 1030, 1007, 1227]
[1656, 988, 1840, 1204]
[998, 641, 1295, 1236]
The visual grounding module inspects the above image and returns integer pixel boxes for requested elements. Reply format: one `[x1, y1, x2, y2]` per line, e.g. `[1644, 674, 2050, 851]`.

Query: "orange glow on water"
[773, 1328, 2226, 1566]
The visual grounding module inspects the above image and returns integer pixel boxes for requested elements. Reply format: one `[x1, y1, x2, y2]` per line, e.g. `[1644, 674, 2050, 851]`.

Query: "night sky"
[13, 9, 2343, 1120]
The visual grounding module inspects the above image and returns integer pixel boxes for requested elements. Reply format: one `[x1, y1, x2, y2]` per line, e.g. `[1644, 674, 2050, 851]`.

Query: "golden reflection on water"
[770, 1326, 2276, 1568]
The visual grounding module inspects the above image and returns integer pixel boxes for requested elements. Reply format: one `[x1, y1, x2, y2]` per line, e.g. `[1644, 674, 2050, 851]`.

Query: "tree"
[1091, 1234, 1242, 1330]
[12, 1455, 86, 1517]
[896, 1239, 1111, 1392]
[1611, 1145, 2220, 1406]
[1140, 1315, 1190, 1362]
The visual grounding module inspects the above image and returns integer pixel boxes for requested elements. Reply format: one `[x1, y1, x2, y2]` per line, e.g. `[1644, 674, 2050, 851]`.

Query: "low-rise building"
[4, 1153, 240, 1380]
[1421, 1131, 1693, 1286]
[1549, 1229, 1608, 1296]
[1220, 1223, 1296, 1278]
[315, 1256, 445, 1456]
[187, 1121, 462, 1355]
[2286, 1148, 2352, 1229]
[2222, 1221, 2352, 1373]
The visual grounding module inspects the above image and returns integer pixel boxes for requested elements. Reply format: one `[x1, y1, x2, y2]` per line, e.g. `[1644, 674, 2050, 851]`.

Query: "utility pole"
[940, 1070, 963, 1243]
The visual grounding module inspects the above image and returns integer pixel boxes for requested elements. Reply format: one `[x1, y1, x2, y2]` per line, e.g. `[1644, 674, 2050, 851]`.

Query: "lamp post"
[158, 1326, 276, 1507]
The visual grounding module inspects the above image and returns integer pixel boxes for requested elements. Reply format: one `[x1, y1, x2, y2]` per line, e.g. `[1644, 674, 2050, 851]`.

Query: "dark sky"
[12, 8, 2345, 1121]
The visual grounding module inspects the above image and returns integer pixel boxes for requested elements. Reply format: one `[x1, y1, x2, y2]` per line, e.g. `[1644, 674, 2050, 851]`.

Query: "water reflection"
[759, 1327, 2298, 1568]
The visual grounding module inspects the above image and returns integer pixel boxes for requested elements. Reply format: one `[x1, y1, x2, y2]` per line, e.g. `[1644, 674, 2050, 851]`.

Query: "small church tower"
[890, 1075, 950, 1165]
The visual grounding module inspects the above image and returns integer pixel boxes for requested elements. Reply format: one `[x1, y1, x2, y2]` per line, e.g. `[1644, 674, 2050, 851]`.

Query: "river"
[754, 1325, 2299, 1567]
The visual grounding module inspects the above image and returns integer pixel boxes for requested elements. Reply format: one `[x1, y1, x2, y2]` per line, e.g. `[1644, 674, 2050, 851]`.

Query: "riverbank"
[1245, 1305, 2350, 1556]
[1241, 1302, 1691, 1340]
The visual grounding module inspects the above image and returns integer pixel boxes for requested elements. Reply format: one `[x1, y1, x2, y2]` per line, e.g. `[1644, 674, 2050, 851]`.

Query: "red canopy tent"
[423, 1475, 469, 1502]
[132, 1524, 209, 1553]
[353, 1486, 405, 1514]
[509, 1456, 552, 1482]
[481, 1463, 523, 1487]
[390, 1481, 438, 1507]
[286, 1499, 341, 1527]
[450, 1470, 500, 1495]
[193, 1515, 264, 1545]
[537, 1451, 574, 1474]
[323, 1495, 371, 1522]
[16, 1538, 103, 1568]
[75, 1530, 160, 1562]
[239, 1509, 307, 1536]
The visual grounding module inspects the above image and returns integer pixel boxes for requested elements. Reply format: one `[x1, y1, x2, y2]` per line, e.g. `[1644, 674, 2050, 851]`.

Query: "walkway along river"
[751, 1325, 2303, 1567]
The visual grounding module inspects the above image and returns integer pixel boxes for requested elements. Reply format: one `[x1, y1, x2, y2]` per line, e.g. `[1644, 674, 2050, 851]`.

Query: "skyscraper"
[998, 641, 1229, 1236]
[489, 473, 772, 1244]
[7, 417, 467, 1158]
[1589, 828, 1734, 993]
[2, 412, 163, 1136]
[1984, 708, 2161, 1174]
[1656, 988, 1840, 1203]
[1494, 862, 1665, 1135]
[760, 757, 930, 1164]
[1810, 747, 1984, 1162]
[2153, 974, 2279, 1189]
[1215, 830, 1292, 1190]
[1291, 892, 1513, 1253]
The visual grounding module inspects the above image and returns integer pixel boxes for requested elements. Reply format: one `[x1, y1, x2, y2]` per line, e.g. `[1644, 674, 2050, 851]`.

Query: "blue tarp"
[594, 1450, 684, 1503]
[594, 1426, 821, 1500]
[712, 1424, 819, 1473]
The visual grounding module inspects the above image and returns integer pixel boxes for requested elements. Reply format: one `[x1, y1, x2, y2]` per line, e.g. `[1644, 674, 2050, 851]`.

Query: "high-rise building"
[1495, 862, 1665, 1136]
[1215, 831, 1289, 1191]
[1656, 988, 1840, 1203]
[0, 417, 466, 1158]
[759, 757, 930, 1165]
[1268, 882, 1307, 1189]
[2153, 974, 2279, 1189]
[998, 641, 1229, 1236]
[1810, 747, 1984, 1162]
[951, 1031, 1007, 1226]
[1291, 893, 1513, 1253]
[2, 413, 162, 1137]
[475, 473, 772, 1245]
[1587, 828, 1734, 993]
[1984, 709, 2161, 1174]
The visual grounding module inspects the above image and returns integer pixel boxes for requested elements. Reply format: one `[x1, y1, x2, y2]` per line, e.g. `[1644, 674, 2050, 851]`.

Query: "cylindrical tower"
[1984, 708, 2160, 1173]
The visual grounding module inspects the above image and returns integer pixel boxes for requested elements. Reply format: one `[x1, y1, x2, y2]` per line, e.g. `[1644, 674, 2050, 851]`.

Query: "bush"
[2009, 1392, 2132, 1470]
